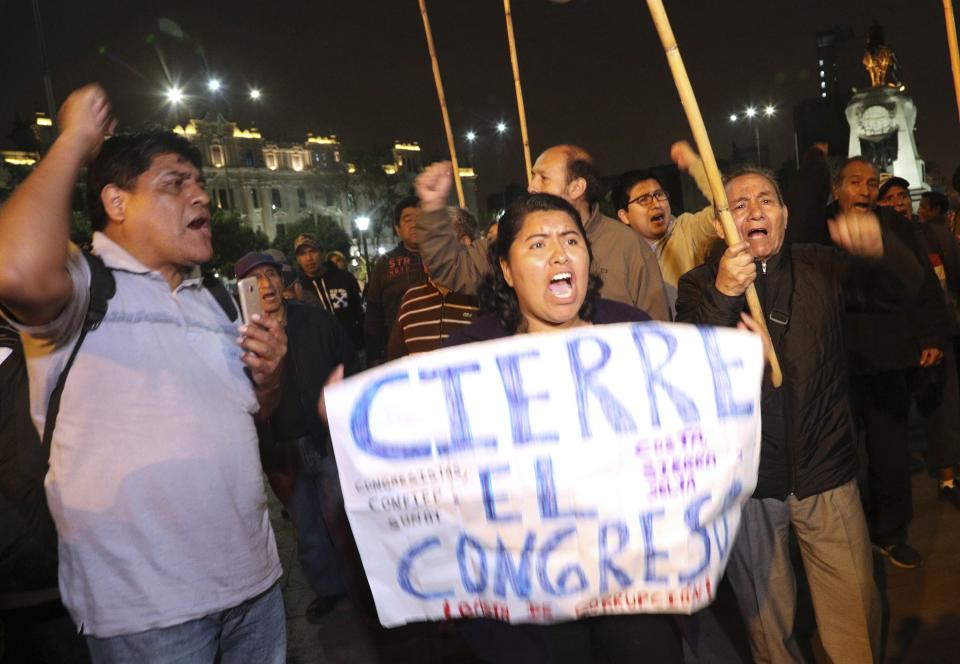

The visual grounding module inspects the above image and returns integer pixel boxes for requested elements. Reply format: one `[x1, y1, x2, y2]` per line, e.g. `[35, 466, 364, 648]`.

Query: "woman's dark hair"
[478, 193, 603, 334]
[86, 130, 203, 231]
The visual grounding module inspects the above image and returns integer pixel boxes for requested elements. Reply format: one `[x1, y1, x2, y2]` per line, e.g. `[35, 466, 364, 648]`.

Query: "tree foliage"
[271, 214, 351, 261]
[208, 210, 269, 277]
[341, 148, 415, 246]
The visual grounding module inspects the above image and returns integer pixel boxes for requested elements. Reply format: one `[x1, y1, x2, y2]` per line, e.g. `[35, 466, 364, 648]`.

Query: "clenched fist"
[670, 140, 698, 173]
[415, 161, 454, 213]
[58, 84, 116, 163]
[828, 210, 883, 257]
[715, 241, 757, 297]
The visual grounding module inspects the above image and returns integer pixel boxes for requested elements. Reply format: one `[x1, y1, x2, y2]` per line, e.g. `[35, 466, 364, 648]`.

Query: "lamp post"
[465, 130, 477, 167]
[495, 121, 508, 210]
[729, 104, 776, 166]
[355, 215, 371, 275]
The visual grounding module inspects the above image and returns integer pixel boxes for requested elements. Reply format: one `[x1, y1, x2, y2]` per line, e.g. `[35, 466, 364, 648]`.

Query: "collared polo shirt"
[9, 232, 281, 637]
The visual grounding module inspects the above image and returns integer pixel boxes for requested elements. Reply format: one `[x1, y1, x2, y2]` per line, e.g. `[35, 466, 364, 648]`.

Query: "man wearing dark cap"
[293, 233, 364, 353]
[236, 251, 362, 620]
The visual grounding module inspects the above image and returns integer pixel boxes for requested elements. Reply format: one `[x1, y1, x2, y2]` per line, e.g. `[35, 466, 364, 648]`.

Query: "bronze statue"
[862, 22, 900, 88]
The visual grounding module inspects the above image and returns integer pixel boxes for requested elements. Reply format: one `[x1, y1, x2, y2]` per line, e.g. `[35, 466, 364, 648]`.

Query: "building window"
[218, 188, 230, 210]
[250, 188, 260, 208]
[297, 189, 307, 209]
[325, 189, 335, 207]
[210, 144, 224, 168]
[276, 223, 286, 238]
[271, 188, 282, 210]
[291, 152, 303, 172]
[265, 151, 278, 171]
[242, 149, 254, 167]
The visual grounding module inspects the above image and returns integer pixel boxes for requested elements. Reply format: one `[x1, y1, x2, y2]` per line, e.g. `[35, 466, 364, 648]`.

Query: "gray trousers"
[725, 480, 882, 664]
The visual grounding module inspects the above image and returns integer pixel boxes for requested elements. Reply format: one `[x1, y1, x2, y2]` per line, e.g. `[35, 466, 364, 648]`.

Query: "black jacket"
[298, 264, 365, 351]
[259, 303, 360, 453]
[364, 243, 426, 364]
[676, 235, 922, 500]
[837, 205, 953, 373]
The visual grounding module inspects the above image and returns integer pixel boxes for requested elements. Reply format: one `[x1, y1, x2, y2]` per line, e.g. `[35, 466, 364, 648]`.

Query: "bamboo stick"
[418, 0, 465, 208]
[944, 0, 960, 124]
[503, 0, 533, 184]
[646, 0, 783, 387]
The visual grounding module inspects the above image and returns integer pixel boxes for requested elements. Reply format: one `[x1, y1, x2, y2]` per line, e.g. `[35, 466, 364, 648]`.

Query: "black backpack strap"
[40, 253, 116, 457]
[203, 275, 238, 322]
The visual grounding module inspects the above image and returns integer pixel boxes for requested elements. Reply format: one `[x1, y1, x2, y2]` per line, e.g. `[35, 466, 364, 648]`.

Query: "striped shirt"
[387, 281, 478, 359]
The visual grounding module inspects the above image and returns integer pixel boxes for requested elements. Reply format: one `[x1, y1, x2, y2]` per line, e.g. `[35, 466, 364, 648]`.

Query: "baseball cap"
[235, 252, 282, 279]
[878, 176, 910, 199]
[294, 233, 321, 254]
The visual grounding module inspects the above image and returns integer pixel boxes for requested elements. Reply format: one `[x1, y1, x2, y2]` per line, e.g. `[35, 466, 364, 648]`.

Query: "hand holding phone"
[237, 276, 263, 326]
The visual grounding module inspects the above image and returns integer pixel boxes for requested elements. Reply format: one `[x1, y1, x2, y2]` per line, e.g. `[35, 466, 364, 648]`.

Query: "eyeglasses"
[628, 190, 669, 207]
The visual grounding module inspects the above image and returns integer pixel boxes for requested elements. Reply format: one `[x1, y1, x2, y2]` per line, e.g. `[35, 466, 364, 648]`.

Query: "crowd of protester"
[1, 83, 959, 664]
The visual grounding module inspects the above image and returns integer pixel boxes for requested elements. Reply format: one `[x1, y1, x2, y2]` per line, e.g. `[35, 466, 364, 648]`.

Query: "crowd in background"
[1, 83, 959, 663]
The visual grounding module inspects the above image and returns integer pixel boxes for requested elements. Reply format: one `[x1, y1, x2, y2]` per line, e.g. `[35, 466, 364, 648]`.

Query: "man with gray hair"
[676, 165, 923, 663]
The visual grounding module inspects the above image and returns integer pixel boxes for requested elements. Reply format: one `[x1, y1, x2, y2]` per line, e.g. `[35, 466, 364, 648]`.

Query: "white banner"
[327, 322, 763, 627]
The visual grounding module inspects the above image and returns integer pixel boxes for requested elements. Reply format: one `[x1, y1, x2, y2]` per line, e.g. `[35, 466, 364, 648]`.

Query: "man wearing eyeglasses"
[612, 141, 717, 311]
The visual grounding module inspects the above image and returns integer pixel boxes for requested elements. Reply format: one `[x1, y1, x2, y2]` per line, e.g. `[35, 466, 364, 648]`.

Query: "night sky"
[3, 0, 958, 209]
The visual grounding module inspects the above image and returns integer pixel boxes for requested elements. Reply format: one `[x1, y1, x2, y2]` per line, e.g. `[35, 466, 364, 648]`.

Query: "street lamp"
[354, 215, 371, 273]
[165, 86, 184, 105]
[496, 121, 507, 134]
[207, 78, 221, 93]
[730, 104, 776, 166]
[248, 88, 261, 101]
[466, 130, 477, 142]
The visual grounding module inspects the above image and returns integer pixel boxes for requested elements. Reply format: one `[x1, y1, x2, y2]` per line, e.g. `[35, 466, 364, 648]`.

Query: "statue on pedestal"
[846, 22, 928, 199]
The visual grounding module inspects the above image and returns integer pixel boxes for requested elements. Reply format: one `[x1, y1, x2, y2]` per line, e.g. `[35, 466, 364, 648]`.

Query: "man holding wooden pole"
[675, 166, 924, 663]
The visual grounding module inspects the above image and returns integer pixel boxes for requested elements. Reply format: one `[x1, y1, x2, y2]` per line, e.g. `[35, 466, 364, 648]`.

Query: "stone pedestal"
[846, 87, 928, 199]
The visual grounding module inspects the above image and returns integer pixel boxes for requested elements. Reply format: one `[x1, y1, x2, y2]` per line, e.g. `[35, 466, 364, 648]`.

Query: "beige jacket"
[653, 159, 719, 310]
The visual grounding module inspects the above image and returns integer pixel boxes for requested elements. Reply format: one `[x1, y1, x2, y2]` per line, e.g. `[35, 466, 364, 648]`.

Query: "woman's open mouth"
[548, 272, 574, 298]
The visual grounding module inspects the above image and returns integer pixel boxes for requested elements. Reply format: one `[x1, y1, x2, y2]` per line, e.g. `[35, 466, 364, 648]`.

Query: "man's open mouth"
[187, 216, 210, 230]
[852, 202, 871, 212]
[747, 228, 768, 238]
[548, 272, 574, 298]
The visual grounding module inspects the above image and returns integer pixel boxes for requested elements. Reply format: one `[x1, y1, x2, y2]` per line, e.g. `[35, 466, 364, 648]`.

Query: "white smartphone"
[237, 276, 263, 326]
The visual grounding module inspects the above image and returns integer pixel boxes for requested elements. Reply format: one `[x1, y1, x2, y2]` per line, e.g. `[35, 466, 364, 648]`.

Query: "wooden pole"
[944, 0, 960, 124]
[503, 0, 533, 184]
[646, 0, 783, 387]
[418, 0, 465, 208]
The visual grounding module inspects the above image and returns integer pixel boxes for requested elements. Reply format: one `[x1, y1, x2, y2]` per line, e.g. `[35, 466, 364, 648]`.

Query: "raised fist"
[58, 84, 116, 162]
[415, 161, 454, 213]
[670, 140, 698, 173]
